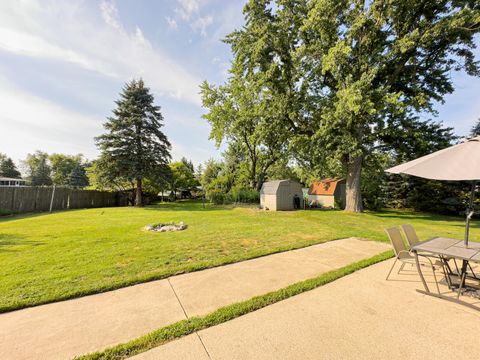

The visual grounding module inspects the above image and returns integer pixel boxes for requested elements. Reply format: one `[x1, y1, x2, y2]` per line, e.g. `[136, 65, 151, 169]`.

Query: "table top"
[412, 237, 480, 262]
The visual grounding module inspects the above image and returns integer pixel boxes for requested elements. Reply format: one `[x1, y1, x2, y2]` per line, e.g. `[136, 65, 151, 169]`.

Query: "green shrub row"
[206, 187, 259, 205]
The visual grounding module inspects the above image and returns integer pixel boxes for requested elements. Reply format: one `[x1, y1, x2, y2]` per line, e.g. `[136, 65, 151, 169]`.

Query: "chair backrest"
[385, 227, 408, 257]
[401, 224, 420, 248]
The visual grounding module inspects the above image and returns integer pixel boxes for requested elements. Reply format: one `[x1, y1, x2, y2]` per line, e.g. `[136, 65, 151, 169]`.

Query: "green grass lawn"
[0, 200, 478, 312]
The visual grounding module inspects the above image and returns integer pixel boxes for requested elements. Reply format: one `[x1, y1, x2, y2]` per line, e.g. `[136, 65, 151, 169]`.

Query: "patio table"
[411, 237, 480, 308]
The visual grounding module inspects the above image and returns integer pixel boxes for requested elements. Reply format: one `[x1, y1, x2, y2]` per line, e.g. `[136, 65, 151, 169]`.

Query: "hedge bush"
[206, 188, 259, 205]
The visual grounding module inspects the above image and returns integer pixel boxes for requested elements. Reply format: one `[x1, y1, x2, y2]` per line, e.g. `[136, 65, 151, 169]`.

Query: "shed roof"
[261, 179, 297, 195]
[309, 178, 344, 195]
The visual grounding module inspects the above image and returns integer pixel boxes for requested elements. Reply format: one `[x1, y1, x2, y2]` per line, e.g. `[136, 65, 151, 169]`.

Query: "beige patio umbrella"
[386, 136, 480, 246]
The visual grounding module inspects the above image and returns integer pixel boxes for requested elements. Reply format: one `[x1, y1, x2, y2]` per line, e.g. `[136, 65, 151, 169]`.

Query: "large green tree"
[95, 79, 171, 206]
[201, 13, 293, 191]
[220, 0, 480, 212]
[22, 151, 52, 186]
[49, 153, 86, 186]
[0, 155, 21, 178]
[301, 0, 479, 211]
[67, 163, 89, 188]
[168, 161, 198, 199]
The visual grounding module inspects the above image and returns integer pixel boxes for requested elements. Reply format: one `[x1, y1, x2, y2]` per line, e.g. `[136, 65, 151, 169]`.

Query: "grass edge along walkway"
[0, 235, 362, 314]
[75, 250, 394, 360]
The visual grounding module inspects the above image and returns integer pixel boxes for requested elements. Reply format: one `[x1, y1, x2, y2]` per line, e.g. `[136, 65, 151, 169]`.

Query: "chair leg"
[468, 262, 478, 279]
[431, 264, 441, 294]
[418, 254, 441, 294]
[398, 261, 406, 274]
[386, 257, 399, 281]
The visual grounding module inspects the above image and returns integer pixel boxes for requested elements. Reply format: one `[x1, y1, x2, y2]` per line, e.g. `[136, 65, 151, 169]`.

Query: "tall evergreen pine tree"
[68, 164, 89, 188]
[471, 118, 480, 137]
[95, 79, 171, 206]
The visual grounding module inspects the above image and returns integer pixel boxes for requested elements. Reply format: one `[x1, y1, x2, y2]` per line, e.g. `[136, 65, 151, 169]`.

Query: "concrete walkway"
[134, 259, 480, 360]
[0, 238, 390, 360]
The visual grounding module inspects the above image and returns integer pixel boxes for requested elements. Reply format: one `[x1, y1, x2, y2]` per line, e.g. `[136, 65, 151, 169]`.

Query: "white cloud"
[100, 0, 121, 30]
[191, 15, 213, 37]
[0, 27, 113, 75]
[134, 26, 151, 48]
[0, 0, 203, 105]
[166, 16, 178, 30]
[0, 77, 102, 161]
[172, 0, 213, 36]
[175, 0, 200, 21]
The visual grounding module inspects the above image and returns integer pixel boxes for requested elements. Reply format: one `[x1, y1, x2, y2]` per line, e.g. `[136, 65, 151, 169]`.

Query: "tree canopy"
[0, 155, 21, 179]
[49, 153, 88, 187]
[95, 79, 171, 206]
[203, 0, 480, 211]
[168, 161, 198, 198]
[22, 151, 52, 186]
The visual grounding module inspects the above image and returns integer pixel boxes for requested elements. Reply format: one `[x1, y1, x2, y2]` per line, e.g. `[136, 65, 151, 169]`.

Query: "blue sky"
[0, 0, 479, 168]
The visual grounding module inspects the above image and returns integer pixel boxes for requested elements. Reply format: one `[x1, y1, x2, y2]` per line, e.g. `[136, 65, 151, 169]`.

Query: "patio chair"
[400, 224, 477, 278]
[400, 224, 420, 248]
[385, 227, 440, 292]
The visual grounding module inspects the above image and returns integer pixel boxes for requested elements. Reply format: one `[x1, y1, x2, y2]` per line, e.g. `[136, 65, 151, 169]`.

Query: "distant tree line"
[0, 151, 89, 188]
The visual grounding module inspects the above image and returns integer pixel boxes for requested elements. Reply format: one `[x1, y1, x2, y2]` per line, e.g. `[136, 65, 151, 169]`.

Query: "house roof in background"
[309, 178, 345, 195]
[0, 177, 25, 181]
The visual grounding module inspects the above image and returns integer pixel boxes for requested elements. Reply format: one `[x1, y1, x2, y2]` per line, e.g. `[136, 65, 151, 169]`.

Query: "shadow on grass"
[0, 207, 101, 223]
[0, 211, 55, 223]
[0, 200, 250, 223]
[0, 234, 44, 252]
[368, 209, 470, 223]
[144, 200, 244, 212]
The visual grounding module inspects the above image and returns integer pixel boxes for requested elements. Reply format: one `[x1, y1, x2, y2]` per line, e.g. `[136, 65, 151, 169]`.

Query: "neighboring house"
[260, 179, 304, 211]
[0, 177, 26, 186]
[308, 178, 346, 209]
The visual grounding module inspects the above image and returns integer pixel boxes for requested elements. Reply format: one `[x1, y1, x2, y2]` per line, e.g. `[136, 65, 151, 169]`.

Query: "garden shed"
[260, 179, 304, 211]
[308, 178, 346, 209]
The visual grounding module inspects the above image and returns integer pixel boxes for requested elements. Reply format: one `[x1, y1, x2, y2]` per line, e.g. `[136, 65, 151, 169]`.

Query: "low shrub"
[206, 189, 229, 205]
[228, 188, 260, 203]
[206, 188, 260, 205]
[0, 208, 14, 217]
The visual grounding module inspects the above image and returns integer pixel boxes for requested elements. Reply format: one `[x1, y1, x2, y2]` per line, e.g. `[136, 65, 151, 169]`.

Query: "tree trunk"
[250, 157, 257, 190]
[256, 172, 265, 192]
[135, 178, 143, 207]
[345, 155, 363, 212]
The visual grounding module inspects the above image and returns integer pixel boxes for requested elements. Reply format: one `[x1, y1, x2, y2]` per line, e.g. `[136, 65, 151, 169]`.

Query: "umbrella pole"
[464, 181, 477, 247]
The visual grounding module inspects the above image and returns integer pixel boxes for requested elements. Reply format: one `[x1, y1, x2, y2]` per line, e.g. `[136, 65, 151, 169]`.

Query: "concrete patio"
[133, 258, 480, 360]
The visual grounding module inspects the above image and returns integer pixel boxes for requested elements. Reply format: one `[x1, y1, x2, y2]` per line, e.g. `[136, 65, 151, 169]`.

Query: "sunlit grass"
[0, 200, 477, 312]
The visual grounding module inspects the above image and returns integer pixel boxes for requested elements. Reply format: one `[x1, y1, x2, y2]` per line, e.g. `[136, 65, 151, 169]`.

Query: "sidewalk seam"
[167, 278, 212, 359]
[167, 278, 189, 319]
[196, 332, 213, 360]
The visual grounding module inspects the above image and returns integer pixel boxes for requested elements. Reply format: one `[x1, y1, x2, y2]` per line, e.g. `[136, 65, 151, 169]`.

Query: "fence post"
[11, 186, 16, 211]
[49, 185, 56, 213]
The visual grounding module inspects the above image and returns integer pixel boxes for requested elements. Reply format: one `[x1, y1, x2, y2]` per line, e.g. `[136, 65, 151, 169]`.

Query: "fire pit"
[143, 222, 187, 232]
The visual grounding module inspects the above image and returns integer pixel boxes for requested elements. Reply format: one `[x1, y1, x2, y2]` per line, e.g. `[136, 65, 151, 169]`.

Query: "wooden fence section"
[0, 187, 128, 213]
